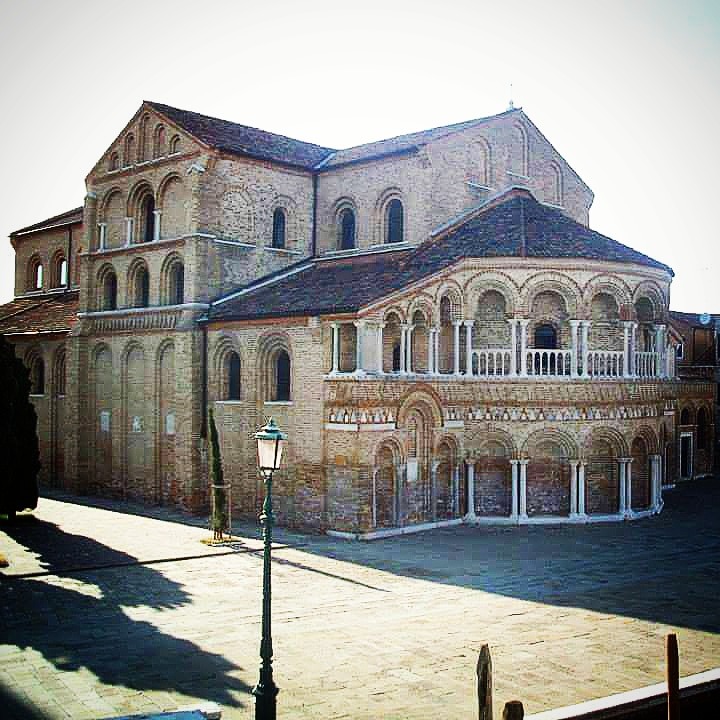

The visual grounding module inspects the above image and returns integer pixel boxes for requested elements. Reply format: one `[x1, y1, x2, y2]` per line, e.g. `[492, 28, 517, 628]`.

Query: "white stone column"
[625, 457, 633, 516]
[578, 461, 586, 516]
[431, 460, 439, 521]
[654, 324, 666, 378]
[581, 321, 590, 378]
[400, 324, 409, 375]
[331, 322, 340, 374]
[153, 210, 162, 242]
[353, 320, 365, 375]
[519, 319, 530, 377]
[650, 454, 662, 509]
[376, 322, 385, 374]
[570, 460, 579, 516]
[510, 459, 519, 520]
[453, 320, 462, 375]
[618, 458, 627, 515]
[427, 328, 435, 375]
[622, 321, 632, 377]
[372, 468, 378, 528]
[631, 323, 639, 376]
[465, 460, 476, 520]
[98, 223, 107, 251]
[509, 319, 518, 375]
[125, 217, 134, 246]
[433, 327, 440, 375]
[464, 319, 474, 375]
[406, 324, 414, 373]
[569, 320, 580, 377]
[519, 459, 529, 519]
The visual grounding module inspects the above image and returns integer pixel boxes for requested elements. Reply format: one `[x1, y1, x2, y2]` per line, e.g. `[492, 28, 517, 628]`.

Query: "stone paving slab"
[1, 478, 719, 719]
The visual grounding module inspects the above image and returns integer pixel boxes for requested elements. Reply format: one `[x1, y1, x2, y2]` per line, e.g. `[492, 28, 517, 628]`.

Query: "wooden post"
[503, 700, 524, 720]
[477, 644, 492, 720]
[666, 633, 680, 720]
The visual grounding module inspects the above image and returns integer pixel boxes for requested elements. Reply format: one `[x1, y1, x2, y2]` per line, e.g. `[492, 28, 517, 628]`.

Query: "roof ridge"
[0, 296, 56, 324]
[11, 206, 84, 236]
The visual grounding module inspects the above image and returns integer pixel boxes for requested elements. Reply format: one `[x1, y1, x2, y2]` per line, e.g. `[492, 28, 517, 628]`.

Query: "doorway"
[680, 433, 693, 479]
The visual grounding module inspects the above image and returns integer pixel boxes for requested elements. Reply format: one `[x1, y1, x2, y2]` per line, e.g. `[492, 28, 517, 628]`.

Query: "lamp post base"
[253, 678, 278, 720]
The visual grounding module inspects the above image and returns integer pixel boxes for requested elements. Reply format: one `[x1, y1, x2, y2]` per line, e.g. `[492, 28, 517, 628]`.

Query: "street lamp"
[253, 417, 287, 720]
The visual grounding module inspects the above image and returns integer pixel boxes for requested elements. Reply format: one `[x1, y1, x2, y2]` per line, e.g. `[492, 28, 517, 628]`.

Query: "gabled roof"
[10, 207, 83, 238]
[669, 310, 720, 329]
[146, 101, 336, 170]
[208, 189, 673, 323]
[0, 291, 79, 335]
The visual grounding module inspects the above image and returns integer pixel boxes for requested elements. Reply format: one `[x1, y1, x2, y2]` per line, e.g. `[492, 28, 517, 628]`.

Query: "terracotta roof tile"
[11, 207, 83, 237]
[0, 291, 79, 335]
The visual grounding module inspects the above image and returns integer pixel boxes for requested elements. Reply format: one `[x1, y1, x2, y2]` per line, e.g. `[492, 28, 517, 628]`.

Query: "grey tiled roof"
[208, 189, 673, 322]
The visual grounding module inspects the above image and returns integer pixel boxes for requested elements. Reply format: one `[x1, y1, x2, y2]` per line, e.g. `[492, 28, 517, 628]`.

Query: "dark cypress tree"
[0, 334, 40, 519]
[208, 408, 228, 541]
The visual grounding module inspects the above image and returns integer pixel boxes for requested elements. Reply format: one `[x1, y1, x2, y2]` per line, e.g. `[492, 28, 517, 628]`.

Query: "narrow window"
[170, 135, 181, 154]
[30, 356, 45, 395]
[33, 263, 43, 290]
[534, 323, 557, 349]
[275, 350, 290, 401]
[103, 272, 117, 310]
[227, 352, 241, 401]
[386, 199, 403, 243]
[142, 195, 155, 242]
[171, 263, 184, 305]
[392, 344, 401, 372]
[59, 258, 68, 287]
[135, 267, 150, 307]
[272, 208, 286, 248]
[109, 152, 119, 171]
[339, 208, 356, 250]
[697, 409, 708, 450]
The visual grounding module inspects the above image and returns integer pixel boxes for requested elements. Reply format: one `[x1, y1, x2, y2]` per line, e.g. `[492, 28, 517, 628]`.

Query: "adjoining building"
[1, 101, 715, 536]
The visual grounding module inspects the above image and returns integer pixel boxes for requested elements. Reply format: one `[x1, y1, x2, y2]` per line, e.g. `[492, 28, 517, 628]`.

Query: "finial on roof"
[508, 82, 514, 111]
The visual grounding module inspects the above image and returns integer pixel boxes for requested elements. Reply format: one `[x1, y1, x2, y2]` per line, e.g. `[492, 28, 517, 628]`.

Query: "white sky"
[1, 0, 718, 312]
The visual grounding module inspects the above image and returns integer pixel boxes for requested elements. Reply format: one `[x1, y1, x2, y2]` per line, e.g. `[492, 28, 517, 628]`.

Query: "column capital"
[510, 459, 520, 467]
[618, 456, 633, 464]
[401, 323, 414, 331]
[623, 320, 635, 329]
[569, 319, 580, 328]
[452, 319, 464, 327]
[463, 319, 475, 327]
[331, 321, 341, 328]
[518, 318, 531, 327]
[353, 319, 366, 328]
[519, 458, 530, 466]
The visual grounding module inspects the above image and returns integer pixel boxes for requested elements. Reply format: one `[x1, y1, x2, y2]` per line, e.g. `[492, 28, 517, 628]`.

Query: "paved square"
[1, 478, 719, 719]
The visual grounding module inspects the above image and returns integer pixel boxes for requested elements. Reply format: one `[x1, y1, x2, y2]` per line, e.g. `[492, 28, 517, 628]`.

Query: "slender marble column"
[618, 459, 627, 514]
[625, 458, 633, 515]
[331, 323, 340, 374]
[569, 320, 580, 377]
[452, 465, 460, 516]
[569, 460, 579, 516]
[453, 320, 462, 375]
[153, 210, 162, 242]
[465, 461, 476, 519]
[406, 325, 414, 373]
[427, 329, 435, 375]
[98, 223, 107, 251]
[125, 217, 134, 246]
[376, 322, 385, 374]
[577, 461, 586, 516]
[372, 468, 378, 528]
[631, 323, 638, 376]
[622, 322, 632, 377]
[464, 320, 474, 375]
[400, 324, 408, 375]
[519, 319, 530, 376]
[654, 325, 666, 378]
[581, 321, 590, 377]
[509, 319, 518, 375]
[353, 320, 365, 375]
[510, 459, 519, 520]
[519, 460, 529, 519]
[431, 461, 439, 521]
[433, 327, 440, 375]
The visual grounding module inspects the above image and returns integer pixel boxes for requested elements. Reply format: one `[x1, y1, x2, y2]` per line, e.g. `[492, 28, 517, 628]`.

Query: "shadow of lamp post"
[253, 417, 287, 720]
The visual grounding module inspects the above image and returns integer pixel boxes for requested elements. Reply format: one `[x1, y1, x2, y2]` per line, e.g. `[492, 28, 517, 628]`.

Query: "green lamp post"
[253, 417, 287, 720]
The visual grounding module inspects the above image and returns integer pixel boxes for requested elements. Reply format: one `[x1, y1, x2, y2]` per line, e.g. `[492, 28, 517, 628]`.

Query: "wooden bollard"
[477, 644, 492, 720]
[666, 633, 680, 720]
[503, 700, 524, 719]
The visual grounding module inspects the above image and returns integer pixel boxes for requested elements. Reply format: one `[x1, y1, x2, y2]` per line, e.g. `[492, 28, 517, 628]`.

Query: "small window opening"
[272, 208, 286, 248]
[534, 323, 557, 349]
[171, 264, 184, 305]
[141, 195, 155, 242]
[339, 208, 356, 250]
[135, 267, 150, 307]
[275, 350, 291, 401]
[386, 199, 404, 244]
[30, 356, 45, 395]
[392, 344, 401, 372]
[103, 272, 117, 310]
[227, 352, 241, 401]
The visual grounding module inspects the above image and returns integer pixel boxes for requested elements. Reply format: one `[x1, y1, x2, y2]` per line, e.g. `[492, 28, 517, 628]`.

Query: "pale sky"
[1, 0, 718, 312]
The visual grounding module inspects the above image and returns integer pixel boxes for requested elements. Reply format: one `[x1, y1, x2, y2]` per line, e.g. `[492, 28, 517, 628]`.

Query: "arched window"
[29, 258, 43, 291]
[109, 152, 120, 171]
[55, 350, 66, 396]
[697, 408, 709, 450]
[534, 323, 557, 349]
[392, 344, 401, 372]
[272, 208, 286, 248]
[338, 208, 356, 250]
[169, 135, 181, 154]
[103, 271, 117, 310]
[133, 266, 150, 307]
[59, 258, 68, 287]
[28, 354, 45, 395]
[386, 199, 404, 244]
[153, 125, 167, 158]
[124, 134, 135, 166]
[141, 195, 155, 242]
[680, 407, 691, 426]
[275, 349, 291, 401]
[51, 253, 67, 288]
[170, 263, 184, 305]
[225, 351, 241, 400]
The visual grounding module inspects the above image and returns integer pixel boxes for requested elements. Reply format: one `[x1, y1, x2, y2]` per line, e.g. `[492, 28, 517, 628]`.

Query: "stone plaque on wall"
[100, 411, 110, 433]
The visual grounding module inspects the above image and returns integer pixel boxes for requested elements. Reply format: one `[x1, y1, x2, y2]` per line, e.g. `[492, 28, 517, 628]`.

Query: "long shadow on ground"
[281, 476, 720, 635]
[0, 517, 250, 711]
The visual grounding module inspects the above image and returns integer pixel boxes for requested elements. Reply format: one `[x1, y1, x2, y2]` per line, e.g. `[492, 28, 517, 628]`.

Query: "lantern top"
[255, 417, 288, 443]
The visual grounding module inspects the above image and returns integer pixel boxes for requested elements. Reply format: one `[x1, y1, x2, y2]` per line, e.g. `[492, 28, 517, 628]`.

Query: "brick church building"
[1, 101, 715, 536]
